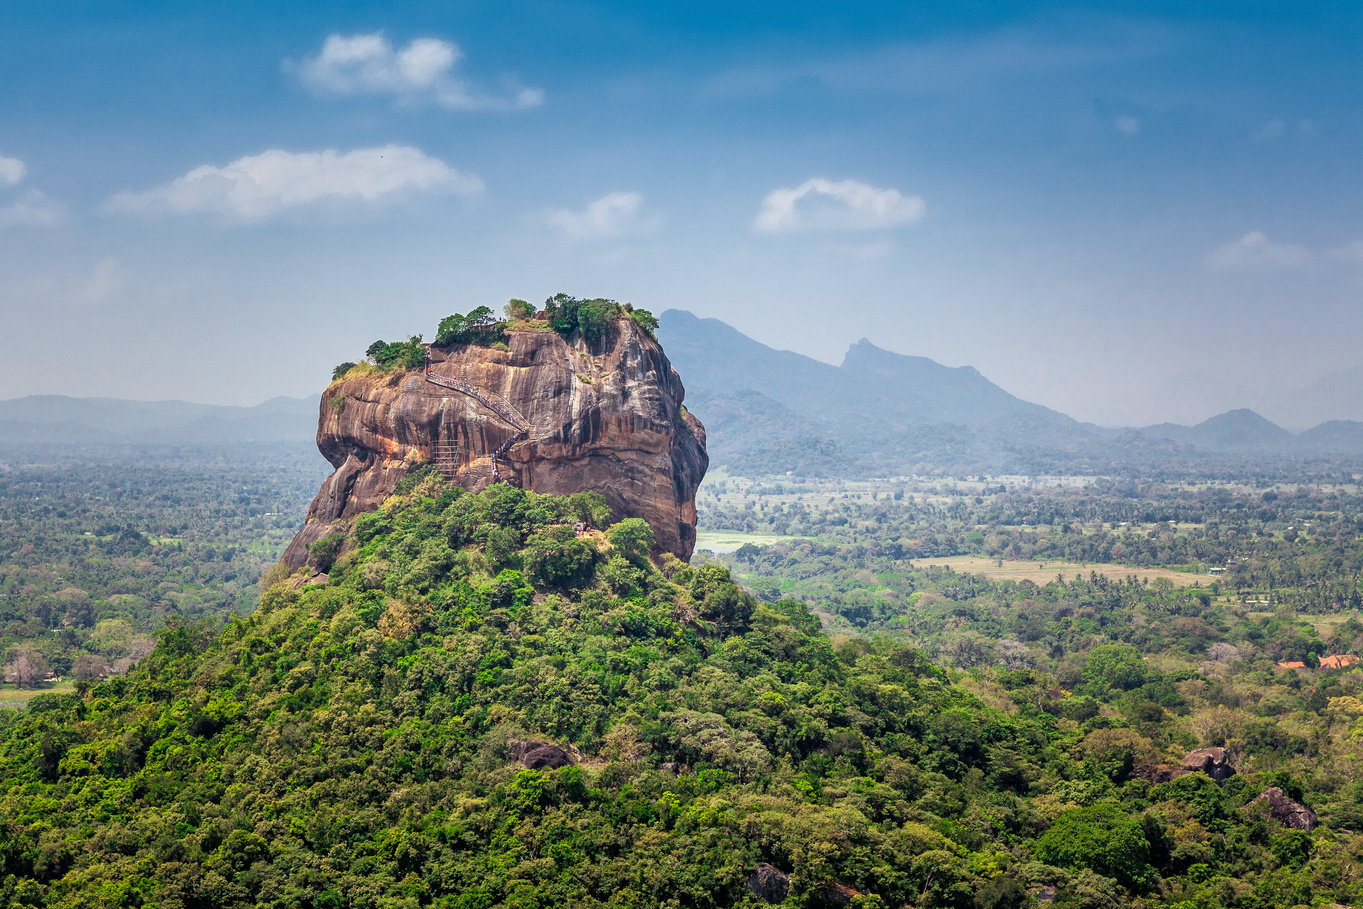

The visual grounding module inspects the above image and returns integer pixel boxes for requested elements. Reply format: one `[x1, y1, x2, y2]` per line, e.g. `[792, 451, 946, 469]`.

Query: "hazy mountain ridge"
[0, 394, 319, 445]
[658, 310, 1363, 474]
[5, 318, 1363, 472]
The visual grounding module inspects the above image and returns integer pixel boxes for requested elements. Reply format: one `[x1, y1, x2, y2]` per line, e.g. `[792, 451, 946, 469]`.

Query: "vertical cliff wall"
[281, 318, 707, 569]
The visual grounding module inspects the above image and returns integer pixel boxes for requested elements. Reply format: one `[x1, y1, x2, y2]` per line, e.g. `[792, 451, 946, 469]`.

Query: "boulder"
[513, 741, 575, 770]
[1251, 787, 1317, 830]
[282, 317, 707, 571]
[1180, 747, 1235, 781]
[747, 864, 790, 904]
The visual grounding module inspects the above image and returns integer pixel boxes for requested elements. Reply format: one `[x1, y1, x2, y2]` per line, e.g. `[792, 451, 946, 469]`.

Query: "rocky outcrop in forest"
[282, 317, 707, 569]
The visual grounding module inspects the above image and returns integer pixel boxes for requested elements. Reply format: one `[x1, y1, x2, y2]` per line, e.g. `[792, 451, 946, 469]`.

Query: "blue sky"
[1, 0, 1359, 426]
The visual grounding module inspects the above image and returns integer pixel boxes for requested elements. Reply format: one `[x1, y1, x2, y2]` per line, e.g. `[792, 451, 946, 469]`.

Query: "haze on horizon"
[1, 0, 1359, 429]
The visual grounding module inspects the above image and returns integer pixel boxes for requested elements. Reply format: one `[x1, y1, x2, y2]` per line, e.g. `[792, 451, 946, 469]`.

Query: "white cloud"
[0, 189, 65, 228]
[1114, 115, 1142, 135]
[108, 145, 483, 223]
[544, 192, 654, 240]
[1205, 231, 1312, 271]
[0, 155, 26, 187]
[755, 178, 925, 233]
[289, 33, 543, 111]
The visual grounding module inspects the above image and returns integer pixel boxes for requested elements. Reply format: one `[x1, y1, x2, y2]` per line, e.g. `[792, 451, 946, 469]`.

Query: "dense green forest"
[0, 476, 1359, 907]
[0, 443, 326, 688]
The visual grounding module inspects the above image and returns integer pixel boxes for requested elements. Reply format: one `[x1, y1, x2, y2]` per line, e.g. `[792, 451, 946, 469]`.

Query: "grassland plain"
[914, 555, 1207, 587]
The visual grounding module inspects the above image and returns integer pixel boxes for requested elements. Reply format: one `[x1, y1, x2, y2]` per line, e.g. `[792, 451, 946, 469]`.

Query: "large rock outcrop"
[282, 318, 707, 569]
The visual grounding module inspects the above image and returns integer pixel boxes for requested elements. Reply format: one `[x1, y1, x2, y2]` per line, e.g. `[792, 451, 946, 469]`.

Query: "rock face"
[1252, 787, 1317, 830]
[282, 318, 707, 570]
[1180, 747, 1236, 781]
[514, 741, 575, 770]
[747, 864, 790, 904]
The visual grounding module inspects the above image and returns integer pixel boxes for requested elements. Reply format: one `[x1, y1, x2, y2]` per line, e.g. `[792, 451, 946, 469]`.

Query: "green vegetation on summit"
[341, 295, 659, 380]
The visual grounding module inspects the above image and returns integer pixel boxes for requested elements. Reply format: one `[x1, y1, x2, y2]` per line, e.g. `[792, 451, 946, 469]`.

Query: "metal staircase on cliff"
[424, 356, 532, 483]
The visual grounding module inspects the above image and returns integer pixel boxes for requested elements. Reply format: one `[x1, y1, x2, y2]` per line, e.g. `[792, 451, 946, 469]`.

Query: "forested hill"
[0, 474, 1355, 907]
[658, 311, 1363, 476]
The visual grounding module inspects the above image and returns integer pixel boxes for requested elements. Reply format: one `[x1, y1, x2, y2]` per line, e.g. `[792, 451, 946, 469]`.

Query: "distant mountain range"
[0, 394, 319, 446]
[658, 310, 1363, 475]
[3, 317, 1362, 476]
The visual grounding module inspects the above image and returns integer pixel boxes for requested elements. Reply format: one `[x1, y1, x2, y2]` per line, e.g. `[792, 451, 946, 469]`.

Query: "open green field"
[915, 555, 1208, 587]
[695, 530, 809, 554]
[0, 682, 77, 709]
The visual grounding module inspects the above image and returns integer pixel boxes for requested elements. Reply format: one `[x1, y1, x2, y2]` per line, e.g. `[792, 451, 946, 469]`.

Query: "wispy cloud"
[288, 33, 543, 111]
[709, 18, 1174, 99]
[755, 178, 924, 233]
[0, 190, 65, 228]
[1252, 119, 1286, 142]
[1114, 115, 1142, 135]
[1252, 118, 1316, 142]
[0, 154, 65, 228]
[544, 192, 656, 240]
[1328, 240, 1363, 265]
[0, 155, 26, 187]
[108, 145, 482, 223]
[1205, 231, 1311, 270]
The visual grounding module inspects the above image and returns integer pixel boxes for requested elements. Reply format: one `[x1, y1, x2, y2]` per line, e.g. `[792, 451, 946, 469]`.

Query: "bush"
[630, 308, 659, 338]
[308, 532, 346, 573]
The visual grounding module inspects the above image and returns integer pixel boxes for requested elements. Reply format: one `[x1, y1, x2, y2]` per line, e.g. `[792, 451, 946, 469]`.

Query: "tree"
[577, 298, 619, 346]
[505, 298, 535, 320]
[607, 518, 654, 564]
[1081, 644, 1149, 696]
[72, 653, 110, 681]
[523, 525, 597, 589]
[4, 646, 51, 687]
[1034, 802, 1154, 888]
[630, 308, 659, 338]
[437, 307, 499, 346]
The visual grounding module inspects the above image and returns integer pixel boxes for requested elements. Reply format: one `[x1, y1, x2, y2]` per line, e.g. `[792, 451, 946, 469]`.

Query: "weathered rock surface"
[1251, 787, 1317, 830]
[747, 864, 790, 904]
[513, 741, 576, 770]
[1180, 746, 1236, 781]
[282, 318, 707, 570]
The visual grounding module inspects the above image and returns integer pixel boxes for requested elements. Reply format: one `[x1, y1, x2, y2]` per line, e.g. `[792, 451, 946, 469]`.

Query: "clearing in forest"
[917, 555, 1206, 587]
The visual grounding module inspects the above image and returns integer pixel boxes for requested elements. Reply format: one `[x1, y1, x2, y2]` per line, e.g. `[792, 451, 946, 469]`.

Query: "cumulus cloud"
[1205, 231, 1312, 271]
[0, 155, 26, 187]
[108, 145, 482, 223]
[544, 192, 654, 240]
[754, 178, 924, 233]
[289, 33, 543, 111]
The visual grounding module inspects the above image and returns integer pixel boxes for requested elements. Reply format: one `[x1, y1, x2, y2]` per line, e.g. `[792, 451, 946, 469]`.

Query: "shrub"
[630, 308, 659, 338]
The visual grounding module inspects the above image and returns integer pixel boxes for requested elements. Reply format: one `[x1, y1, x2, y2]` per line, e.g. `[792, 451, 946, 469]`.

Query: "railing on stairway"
[424, 353, 531, 482]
